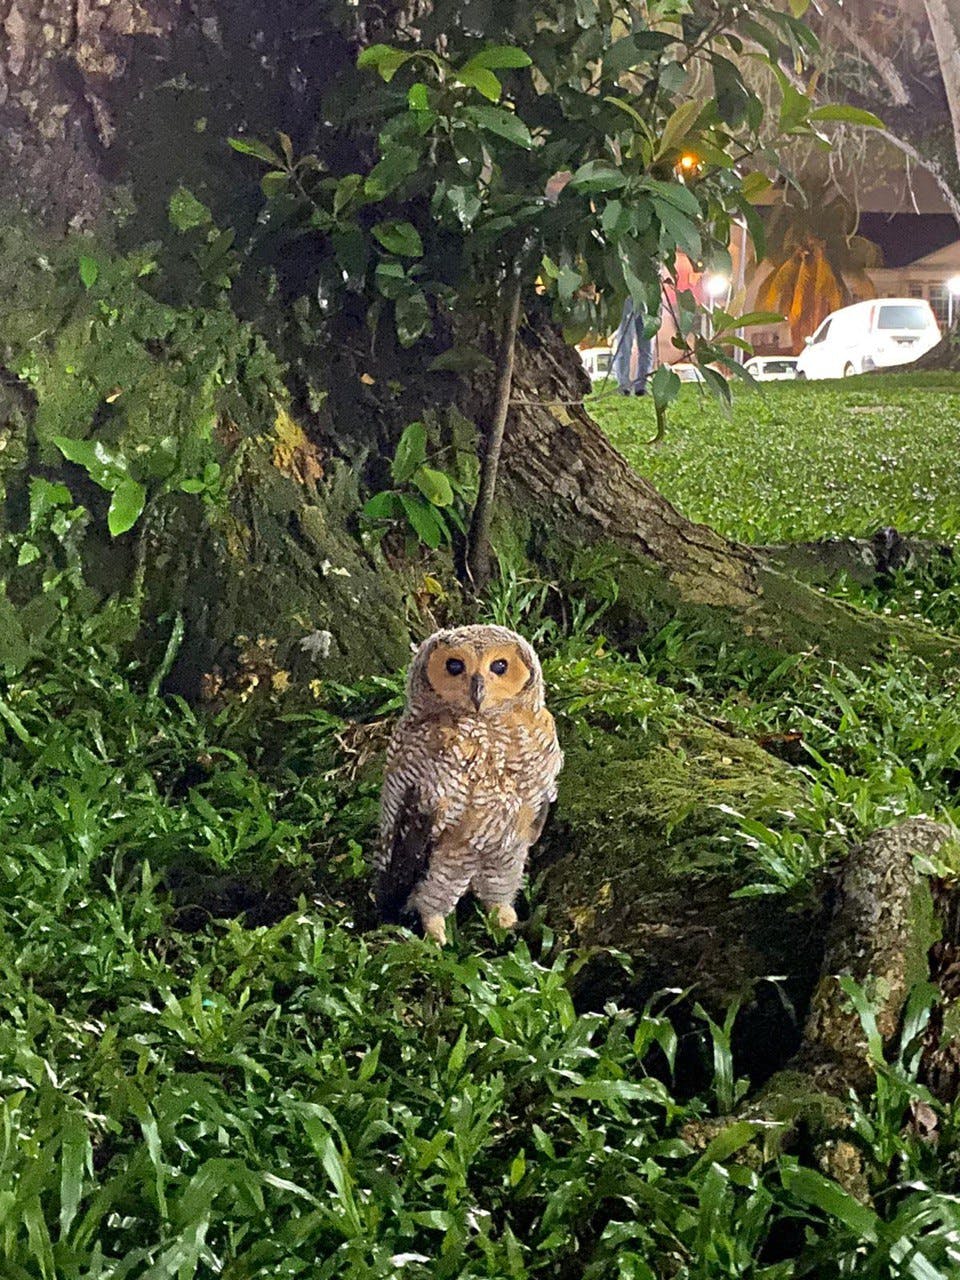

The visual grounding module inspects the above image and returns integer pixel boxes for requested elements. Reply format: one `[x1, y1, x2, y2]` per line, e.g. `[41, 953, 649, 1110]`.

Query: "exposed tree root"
[683, 819, 960, 1194]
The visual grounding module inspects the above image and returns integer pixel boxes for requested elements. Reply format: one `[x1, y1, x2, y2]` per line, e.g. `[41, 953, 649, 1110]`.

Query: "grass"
[2, 635, 959, 1278]
[5, 372, 960, 1275]
[592, 373, 960, 545]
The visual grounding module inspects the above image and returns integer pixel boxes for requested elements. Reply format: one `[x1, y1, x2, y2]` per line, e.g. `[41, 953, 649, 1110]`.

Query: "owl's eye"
[445, 658, 466, 676]
[490, 659, 509, 676]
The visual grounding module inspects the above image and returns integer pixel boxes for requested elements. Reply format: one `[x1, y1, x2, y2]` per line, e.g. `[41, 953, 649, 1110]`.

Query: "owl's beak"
[470, 673, 485, 710]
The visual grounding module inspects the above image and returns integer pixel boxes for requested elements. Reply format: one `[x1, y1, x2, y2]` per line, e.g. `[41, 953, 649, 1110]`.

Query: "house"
[862, 213, 960, 325]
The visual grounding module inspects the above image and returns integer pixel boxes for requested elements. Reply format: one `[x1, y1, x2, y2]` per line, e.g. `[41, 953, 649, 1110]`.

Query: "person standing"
[611, 296, 654, 396]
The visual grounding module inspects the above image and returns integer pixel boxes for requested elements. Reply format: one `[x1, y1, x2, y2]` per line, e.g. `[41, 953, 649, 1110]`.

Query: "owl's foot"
[422, 914, 447, 946]
[492, 904, 518, 930]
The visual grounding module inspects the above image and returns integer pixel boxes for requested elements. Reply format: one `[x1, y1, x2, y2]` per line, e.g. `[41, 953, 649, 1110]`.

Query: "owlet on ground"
[375, 625, 563, 945]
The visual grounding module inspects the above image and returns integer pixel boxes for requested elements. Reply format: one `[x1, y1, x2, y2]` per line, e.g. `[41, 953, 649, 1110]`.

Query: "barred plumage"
[375, 625, 563, 944]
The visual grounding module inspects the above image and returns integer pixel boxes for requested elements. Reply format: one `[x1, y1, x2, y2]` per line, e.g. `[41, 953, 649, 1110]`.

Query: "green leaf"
[362, 491, 403, 520]
[442, 184, 483, 227]
[720, 310, 785, 331]
[463, 45, 532, 70]
[29, 477, 72, 521]
[375, 259, 408, 301]
[446, 1025, 469, 1078]
[78, 256, 99, 290]
[60, 1112, 91, 1237]
[570, 161, 628, 193]
[789, 0, 811, 15]
[464, 105, 533, 148]
[260, 171, 290, 198]
[334, 227, 371, 280]
[17, 542, 40, 566]
[604, 32, 676, 77]
[357, 43, 413, 82]
[557, 265, 582, 306]
[395, 288, 431, 346]
[700, 365, 732, 405]
[53, 436, 119, 489]
[741, 171, 772, 203]
[656, 99, 702, 159]
[334, 174, 364, 217]
[651, 365, 681, 412]
[650, 196, 702, 259]
[412, 466, 455, 507]
[781, 1165, 880, 1241]
[808, 104, 884, 129]
[642, 178, 701, 216]
[107, 478, 147, 537]
[399, 493, 446, 547]
[0, 693, 32, 743]
[392, 422, 428, 483]
[228, 136, 283, 165]
[168, 187, 212, 232]
[365, 144, 420, 200]
[408, 82, 429, 110]
[779, 82, 811, 131]
[456, 66, 502, 101]
[711, 55, 751, 128]
[372, 220, 424, 257]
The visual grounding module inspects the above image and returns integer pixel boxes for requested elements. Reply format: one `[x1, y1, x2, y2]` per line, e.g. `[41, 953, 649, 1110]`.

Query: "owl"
[375, 625, 563, 945]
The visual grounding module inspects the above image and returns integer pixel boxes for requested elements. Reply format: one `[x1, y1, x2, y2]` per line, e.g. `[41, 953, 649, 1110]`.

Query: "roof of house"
[857, 212, 959, 268]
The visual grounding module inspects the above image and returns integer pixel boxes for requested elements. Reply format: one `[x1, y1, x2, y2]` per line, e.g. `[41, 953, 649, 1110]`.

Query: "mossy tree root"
[495, 322, 960, 667]
[685, 819, 960, 1195]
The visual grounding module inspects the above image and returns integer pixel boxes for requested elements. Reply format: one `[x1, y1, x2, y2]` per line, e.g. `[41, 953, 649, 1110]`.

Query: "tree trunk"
[0, 0, 175, 226]
[497, 318, 959, 665]
[925, 0, 960, 179]
[2, 0, 958, 692]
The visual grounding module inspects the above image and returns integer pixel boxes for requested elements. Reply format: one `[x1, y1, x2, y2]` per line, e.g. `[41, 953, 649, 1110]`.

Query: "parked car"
[744, 356, 798, 381]
[579, 346, 613, 381]
[795, 298, 940, 380]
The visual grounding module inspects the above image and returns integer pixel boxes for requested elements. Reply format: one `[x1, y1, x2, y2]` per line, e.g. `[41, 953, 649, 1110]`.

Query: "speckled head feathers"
[406, 625, 546, 715]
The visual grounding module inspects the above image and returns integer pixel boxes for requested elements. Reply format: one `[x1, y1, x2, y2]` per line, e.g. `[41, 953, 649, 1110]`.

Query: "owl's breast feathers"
[375, 706, 562, 922]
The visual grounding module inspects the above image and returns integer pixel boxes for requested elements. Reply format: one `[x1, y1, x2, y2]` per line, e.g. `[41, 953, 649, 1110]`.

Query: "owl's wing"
[375, 777, 436, 923]
[375, 728, 463, 923]
[527, 709, 564, 846]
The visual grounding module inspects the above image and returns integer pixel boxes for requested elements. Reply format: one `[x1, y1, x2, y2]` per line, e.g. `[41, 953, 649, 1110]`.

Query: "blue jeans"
[612, 299, 654, 394]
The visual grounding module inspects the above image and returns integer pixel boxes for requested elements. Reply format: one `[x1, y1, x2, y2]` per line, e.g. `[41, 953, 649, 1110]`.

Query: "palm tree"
[753, 186, 882, 353]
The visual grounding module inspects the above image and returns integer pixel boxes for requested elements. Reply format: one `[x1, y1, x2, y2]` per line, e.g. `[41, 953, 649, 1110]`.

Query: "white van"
[795, 298, 940, 379]
[579, 346, 613, 381]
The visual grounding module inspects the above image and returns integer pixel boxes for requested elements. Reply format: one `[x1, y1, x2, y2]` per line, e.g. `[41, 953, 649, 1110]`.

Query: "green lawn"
[592, 373, 960, 545]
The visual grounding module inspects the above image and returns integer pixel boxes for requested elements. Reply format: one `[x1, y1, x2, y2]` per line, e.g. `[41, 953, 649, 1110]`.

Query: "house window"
[930, 283, 950, 325]
[909, 283, 924, 299]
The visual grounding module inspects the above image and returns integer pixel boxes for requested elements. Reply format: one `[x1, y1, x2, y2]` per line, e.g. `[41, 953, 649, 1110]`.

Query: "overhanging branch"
[819, 0, 913, 107]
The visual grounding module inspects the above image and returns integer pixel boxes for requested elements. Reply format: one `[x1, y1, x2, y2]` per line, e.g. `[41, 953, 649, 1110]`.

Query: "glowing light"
[705, 274, 730, 299]
[679, 153, 699, 171]
[947, 275, 960, 295]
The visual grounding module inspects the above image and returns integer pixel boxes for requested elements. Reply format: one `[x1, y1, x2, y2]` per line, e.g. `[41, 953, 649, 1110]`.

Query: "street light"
[948, 275, 960, 329]
[703, 273, 730, 338]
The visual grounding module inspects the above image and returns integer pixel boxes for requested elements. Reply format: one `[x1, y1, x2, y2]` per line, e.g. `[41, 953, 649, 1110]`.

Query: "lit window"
[930, 284, 950, 324]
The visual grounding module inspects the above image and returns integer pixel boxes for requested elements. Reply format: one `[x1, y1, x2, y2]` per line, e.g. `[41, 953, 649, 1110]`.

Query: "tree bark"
[497, 319, 960, 664]
[925, 0, 960, 178]
[679, 820, 960, 1187]
[0, 0, 175, 226]
[2, 0, 959, 684]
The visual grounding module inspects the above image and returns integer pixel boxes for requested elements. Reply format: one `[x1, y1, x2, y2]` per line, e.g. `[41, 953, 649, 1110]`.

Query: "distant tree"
[753, 187, 881, 352]
[795, 0, 960, 224]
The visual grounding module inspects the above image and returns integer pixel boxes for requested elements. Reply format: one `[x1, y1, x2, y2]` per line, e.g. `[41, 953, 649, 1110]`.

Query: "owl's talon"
[423, 914, 447, 945]
[492, 904, 518, 930]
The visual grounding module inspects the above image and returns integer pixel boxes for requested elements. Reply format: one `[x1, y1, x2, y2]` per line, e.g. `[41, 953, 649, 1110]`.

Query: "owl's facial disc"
[424, 641, 532, 712]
